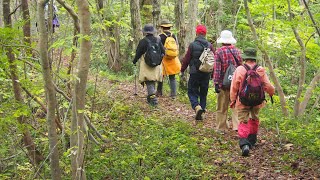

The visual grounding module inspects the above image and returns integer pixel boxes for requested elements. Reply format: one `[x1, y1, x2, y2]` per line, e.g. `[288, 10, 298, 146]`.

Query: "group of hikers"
[132, 20, 275, 156]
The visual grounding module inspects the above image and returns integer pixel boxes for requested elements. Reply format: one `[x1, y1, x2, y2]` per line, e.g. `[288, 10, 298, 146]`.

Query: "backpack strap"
[243, 64, 259, 71]
[252, 64, 259, 71]
[243, 63, 250, 71]
[226, 47, 240, 66]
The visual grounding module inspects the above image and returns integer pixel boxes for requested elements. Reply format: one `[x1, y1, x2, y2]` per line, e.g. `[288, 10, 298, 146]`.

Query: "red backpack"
[238, 64, 266, 107]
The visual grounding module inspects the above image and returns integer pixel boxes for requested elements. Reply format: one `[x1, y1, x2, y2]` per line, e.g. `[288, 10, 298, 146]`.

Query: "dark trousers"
[187, 73, 210, 110]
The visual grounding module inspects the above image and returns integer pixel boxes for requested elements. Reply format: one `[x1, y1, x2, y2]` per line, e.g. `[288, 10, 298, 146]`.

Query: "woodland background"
[0, 0, 319, 179]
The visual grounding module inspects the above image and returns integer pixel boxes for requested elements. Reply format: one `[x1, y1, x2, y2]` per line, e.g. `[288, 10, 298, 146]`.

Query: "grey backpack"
[222, 47, 240, 88]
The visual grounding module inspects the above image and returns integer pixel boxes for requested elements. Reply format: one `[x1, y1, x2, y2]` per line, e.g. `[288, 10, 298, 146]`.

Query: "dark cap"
[242, 47, 257, 60]
[142, 24, 157, 34]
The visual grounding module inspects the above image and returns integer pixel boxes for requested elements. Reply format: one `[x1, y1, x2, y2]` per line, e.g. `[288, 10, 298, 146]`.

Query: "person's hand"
[180, 72, 186, 81]
[230, 101, 236, 108]
[214, 84, 220, 93]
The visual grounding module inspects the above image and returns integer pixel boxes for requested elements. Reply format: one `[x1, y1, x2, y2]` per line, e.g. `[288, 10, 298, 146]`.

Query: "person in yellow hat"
[156, 19, 181, 99]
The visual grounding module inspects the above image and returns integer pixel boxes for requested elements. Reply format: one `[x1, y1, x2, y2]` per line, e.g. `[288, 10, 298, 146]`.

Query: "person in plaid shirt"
[213, 30, 242, 133]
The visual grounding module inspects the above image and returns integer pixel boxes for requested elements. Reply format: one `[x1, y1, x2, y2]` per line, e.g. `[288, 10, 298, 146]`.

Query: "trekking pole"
[134, 65, 138, 96]
[271, 95, 282, 145]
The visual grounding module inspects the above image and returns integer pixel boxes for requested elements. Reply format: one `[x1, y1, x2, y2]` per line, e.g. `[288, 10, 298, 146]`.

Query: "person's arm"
[181, 44, 192, 73]
[213, 50, 222, 86]
[230, 67, 242, 105]
[258, 67, 275, 96]
[133, 39, 146, 64]
[159, 39, 165, 56]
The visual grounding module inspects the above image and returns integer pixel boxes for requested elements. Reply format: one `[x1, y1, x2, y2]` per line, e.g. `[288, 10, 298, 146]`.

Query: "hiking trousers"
[157, 75, 177, 97]
[146, 81, 158, 105]
[237, 108, 260, 148]
[187, 73, 210, 110]
[216, 89, 239, 131]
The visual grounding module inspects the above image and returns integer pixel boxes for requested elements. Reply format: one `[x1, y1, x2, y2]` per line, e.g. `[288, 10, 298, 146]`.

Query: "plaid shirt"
[213, 45, 242, 86]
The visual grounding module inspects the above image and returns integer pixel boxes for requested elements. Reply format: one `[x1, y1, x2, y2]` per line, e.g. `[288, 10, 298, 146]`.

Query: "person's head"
[160, 19, 173, 32]
[217, 30, 236, 45]
[242, 47, 257, 62]
[196, 25, 207, 36]
[142, 24, 157, 35]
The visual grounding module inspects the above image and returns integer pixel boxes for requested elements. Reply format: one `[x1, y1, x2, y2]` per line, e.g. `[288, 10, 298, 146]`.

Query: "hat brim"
[242, 54, 257, 60]
[160, 24, 173, 27]
[142, 30, 157, 34]
[217, 37, 237, 44]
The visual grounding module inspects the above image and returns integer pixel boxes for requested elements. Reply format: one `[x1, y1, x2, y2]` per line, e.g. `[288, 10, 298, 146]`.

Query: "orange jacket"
[230, 61, 275, 109]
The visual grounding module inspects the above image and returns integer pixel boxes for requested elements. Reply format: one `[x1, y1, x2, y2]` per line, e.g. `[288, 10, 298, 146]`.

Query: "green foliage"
[85, 102, 217, 179]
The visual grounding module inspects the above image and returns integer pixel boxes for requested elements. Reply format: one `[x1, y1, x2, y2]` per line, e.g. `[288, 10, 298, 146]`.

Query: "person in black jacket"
[133, 24, 165, 106]
[181, 25, 215, 120]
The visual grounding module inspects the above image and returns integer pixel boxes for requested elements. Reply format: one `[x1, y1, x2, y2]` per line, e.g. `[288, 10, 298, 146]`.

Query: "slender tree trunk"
[39, 0, 61, 173]
[175, 0, 186, 60]
[21, 0, 31, 51]
[3, 0, 44, 166]
[216, 0, 223, 34]
[37, 1, 61, 179]
[244, 0, 289, 116]
[302, 0, 320, 39]
[56, 0, 80, 94]
[130, 0, 143, 49]
[0, 0, 3, 27]
[152, 0, 161, 32]
[71, 0, 91, 179]
[186, 0, 198, 45]
[298, 72, 320, 116]
[287, 0, 307, 117]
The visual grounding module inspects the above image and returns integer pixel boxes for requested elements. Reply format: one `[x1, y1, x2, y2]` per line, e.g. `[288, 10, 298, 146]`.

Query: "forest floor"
[105, 79, 320, 179]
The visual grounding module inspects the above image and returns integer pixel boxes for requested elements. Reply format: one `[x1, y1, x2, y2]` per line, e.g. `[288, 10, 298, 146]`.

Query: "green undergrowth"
[261, 97, 320, 159]
[86, 102, 213, 179]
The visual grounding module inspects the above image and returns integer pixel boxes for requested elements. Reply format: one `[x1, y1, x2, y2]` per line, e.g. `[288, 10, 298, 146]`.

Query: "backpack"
[222, 47, 240, 88]
[144, 37, 162, 67]
[238, 64, 266, 107]
[198, 44, 215, 73]
[163, 33, 178, 59]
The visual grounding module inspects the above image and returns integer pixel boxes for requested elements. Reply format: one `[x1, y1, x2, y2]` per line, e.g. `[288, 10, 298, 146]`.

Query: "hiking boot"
[195, 105, 204, 120]
[241, 145, 250, 156]
[248, 134, 257, 146]
[155, 91, 163, 97]
[147, 94, 158, 106]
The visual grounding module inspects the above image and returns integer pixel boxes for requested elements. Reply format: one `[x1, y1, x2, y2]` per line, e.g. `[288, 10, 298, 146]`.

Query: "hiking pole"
[271, 95, 282, 145]
[134, 65, 138, 96]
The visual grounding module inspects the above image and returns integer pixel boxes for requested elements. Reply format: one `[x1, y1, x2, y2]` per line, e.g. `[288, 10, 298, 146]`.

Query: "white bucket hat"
[217, 30, 237, 44]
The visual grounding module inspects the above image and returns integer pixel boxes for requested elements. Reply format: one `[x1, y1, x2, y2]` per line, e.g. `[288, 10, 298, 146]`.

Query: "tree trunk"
[152, 0, 161, 32]
[244, 0, 289, 116]
[21, 0, 31, 52]
[216, 0, 223, 34]
[3, 0, 44, 166]
[287, 0, 307, 117]
[130, 0, 143, 49]
[0, 0, 2, 27]
[71, 0, 92, 179]
[298, 72, 320, 116]
[37, 1, 61, 179]
[56, 0, 80, 93]
[175, 0, 186, 60]
[186, 0, 198, 45]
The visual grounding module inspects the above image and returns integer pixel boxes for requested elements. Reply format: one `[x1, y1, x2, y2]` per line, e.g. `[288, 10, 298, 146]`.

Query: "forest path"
[109, 80, 319, 179]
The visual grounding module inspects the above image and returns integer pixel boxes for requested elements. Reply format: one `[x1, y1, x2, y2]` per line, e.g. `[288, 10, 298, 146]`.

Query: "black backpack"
[144, 37, 162, 67]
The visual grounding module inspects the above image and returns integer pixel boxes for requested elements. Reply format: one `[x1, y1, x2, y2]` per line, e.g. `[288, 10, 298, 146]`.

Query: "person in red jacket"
[230, 47, 275, 156]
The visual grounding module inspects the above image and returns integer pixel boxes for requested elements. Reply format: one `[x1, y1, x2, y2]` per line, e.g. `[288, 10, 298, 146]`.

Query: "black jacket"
[133, 34, 165, 64]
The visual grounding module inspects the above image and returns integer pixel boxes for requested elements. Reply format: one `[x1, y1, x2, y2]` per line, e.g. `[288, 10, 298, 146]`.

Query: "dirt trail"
[112, 81, 320, 179]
